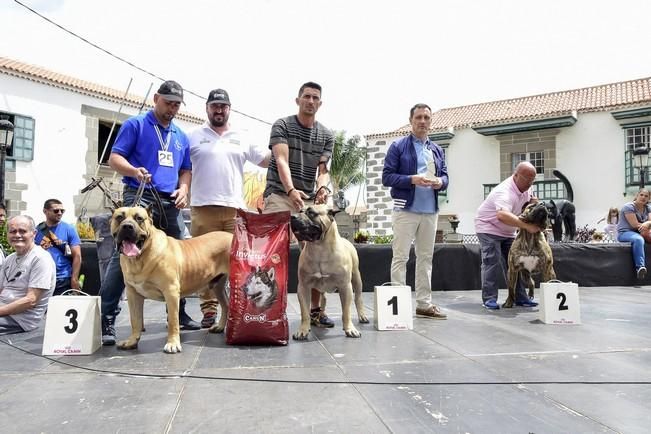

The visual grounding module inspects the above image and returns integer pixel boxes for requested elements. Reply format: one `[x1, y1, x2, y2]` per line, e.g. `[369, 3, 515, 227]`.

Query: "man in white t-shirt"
[188, 88, 270, 328]
[0, 215, 56, 335]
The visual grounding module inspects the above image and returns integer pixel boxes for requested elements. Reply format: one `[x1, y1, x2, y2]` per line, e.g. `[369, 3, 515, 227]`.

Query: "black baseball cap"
[206, 89, 231, 105]
[157, 80, 184, 103]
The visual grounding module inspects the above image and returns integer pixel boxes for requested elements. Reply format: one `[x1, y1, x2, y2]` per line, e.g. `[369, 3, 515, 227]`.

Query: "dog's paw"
[358, 313, 369, 324]
[116, 339, 139, 350]
[502, 300, 514, 309]
[163, 342, 183, 354]
[292, 329, 310, 340]
[208, 323, 225, 334]
[344, 327, 362, 338]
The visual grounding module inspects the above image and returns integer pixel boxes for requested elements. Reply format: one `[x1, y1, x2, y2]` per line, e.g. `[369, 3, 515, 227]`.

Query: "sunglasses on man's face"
[5, 269, 24, 282]
[50, 209, 65, 214]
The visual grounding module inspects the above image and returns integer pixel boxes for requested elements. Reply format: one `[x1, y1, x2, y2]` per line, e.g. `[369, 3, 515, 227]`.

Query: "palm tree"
[330, 131, 366, 195]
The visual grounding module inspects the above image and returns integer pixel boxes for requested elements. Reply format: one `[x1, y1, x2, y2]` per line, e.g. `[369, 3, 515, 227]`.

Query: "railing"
[625, 149, 649, 187]
[459, 233, 618, 244]
[483, 180, 567, 200]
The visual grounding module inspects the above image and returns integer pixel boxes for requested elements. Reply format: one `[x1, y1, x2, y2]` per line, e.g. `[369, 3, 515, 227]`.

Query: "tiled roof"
[367, 77, 651, 139]
[0, 56, 203, 124]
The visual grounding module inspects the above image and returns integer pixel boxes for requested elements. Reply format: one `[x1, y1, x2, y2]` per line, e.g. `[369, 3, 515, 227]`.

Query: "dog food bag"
[226, 209, 290, 345]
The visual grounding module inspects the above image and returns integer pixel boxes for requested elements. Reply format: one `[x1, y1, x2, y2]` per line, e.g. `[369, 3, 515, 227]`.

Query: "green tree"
[330, 131, 366, 194]
[0, 223, 13, 255]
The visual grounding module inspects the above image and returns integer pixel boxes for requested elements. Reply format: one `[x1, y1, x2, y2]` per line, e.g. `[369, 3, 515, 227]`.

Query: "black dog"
[545, 199, 576, 242]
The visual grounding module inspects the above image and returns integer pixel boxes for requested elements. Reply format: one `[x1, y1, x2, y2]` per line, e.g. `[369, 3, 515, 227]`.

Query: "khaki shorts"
[263, 192, 314, 214]
[191, 205, 235, 313]
[190, 205, 236, 236]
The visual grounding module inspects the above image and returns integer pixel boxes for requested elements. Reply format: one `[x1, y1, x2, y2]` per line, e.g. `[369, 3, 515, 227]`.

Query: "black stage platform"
[79, 242, 651, 295]
[1, 288, 650, 433]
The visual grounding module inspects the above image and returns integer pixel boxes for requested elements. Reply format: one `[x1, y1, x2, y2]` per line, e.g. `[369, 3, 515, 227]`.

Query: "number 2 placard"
[374, 285, 413, 330]
[42, 295, 102, 355]
[539, 281, 581, 325]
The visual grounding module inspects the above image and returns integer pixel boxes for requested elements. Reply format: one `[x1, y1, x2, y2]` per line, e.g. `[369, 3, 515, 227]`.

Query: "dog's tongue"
[121, 241, 141, 257]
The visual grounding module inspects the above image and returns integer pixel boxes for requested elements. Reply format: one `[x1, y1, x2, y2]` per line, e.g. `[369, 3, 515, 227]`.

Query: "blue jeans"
[617, 230, 646, 269]
[100, 187, 183, 317]
[477, 232, 529, 303]
[53, 277, 72, 296]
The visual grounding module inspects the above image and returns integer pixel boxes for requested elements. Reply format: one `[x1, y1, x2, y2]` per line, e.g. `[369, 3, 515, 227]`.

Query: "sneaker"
[201, 311, 217, 328]
[102, 315, 116, 346]
[515, 298, 539, 307]
[179, 312, 201, 330]
[416, 305, 447, 319]
[483, 299, 500, 310]
[310, 308, 335, 328]
[637, 266, 647, 280]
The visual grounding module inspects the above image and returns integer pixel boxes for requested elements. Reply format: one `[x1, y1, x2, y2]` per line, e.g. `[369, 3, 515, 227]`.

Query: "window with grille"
[626, 126, 650, 150]
[512, 152, 544, 180]
[438, 143, 449, 199]
[625, 126, 651, 186]
[0, 111, 35, 162]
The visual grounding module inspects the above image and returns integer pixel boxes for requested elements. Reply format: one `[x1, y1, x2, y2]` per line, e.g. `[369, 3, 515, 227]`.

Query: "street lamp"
[633, 143, 650, 188]
[0, 116, 14, 206]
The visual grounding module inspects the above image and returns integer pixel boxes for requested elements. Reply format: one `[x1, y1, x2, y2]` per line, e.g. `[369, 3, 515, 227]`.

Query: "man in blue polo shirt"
[100, 80, 200, 346]
[35, 199, 82, 296]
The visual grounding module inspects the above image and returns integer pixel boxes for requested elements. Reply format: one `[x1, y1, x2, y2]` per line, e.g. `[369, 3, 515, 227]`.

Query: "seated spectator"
[0, 215, 56, 335]
[603, 207, 619, 241]
[617, 189, 651, 279]
[35, 199, 82, 296]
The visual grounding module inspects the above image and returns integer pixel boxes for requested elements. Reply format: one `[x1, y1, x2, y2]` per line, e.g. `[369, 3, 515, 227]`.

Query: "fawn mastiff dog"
[504, 201, 556, 308]
[290, 205, 369, 340]
[112, 205, 232, 353]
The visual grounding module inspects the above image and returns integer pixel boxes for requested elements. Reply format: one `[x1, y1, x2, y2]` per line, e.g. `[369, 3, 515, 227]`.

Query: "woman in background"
[617, 189, 651, 279]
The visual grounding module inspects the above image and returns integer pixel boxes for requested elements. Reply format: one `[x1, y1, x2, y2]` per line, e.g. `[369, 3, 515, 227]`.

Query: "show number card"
[374, 285, 413, 330]
[539, 281, 581, 325]
[42, 294, 102, 355]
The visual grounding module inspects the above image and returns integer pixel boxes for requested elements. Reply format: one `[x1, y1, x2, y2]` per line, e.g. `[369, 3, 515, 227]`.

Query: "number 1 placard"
[42, 295, 102, 355]
[538, 281, 581, 325]
[374, 285, 413, 330]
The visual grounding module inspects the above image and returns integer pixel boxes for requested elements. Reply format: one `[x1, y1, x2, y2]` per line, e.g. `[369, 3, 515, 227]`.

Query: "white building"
[0, 56, 203, 222]
[365, 78, 651, 236]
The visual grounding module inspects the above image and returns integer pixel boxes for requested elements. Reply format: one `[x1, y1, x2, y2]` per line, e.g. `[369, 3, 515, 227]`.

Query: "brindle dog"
[504, 201, 556, 308]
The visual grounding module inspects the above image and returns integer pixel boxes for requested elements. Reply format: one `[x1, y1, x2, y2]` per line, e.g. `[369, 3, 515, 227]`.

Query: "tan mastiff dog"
[504, 201, 556, 308]
[290, 205, 369, 340]
[111, 206, 232, 353]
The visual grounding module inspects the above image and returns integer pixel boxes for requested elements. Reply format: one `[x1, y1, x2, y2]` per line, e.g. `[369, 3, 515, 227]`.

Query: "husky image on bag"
[243, 266, 278, 311]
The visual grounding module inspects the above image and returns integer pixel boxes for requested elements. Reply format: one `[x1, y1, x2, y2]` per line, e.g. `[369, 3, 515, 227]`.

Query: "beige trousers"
[390, 209, 439, 309]
[191, 205, 236, 315]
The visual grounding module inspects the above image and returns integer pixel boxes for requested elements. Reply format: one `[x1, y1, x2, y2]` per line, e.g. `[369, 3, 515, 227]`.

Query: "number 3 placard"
[538, 281, 581, 325]
[374, 285, 413, 330]
[42, 294, 102, 355]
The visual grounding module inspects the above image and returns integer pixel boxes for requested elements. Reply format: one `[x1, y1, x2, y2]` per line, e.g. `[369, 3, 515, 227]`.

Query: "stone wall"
[4, 168, 28, 216]
[497, 129, 559, 180]
[365, 140, 393, 235]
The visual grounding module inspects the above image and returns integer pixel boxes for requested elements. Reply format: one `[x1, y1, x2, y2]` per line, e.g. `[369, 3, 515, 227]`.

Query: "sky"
[3, 0, 651, 144]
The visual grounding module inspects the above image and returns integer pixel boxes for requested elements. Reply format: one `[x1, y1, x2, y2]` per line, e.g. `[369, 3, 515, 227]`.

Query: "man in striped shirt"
[263, 82, 335, 328]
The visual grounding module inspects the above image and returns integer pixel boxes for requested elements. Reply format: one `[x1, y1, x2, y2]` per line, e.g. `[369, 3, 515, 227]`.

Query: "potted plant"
[354, 230, 370, 244]
[448, 214, 460, 233]
[372, 234, 393, 244]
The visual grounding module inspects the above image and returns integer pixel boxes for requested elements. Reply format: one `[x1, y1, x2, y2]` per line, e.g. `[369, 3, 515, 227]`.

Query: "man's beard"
[210, 114, 229, 128]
